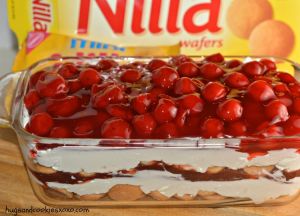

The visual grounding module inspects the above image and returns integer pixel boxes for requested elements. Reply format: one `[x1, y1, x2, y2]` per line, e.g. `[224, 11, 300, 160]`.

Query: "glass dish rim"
[11, 55, 300, 148]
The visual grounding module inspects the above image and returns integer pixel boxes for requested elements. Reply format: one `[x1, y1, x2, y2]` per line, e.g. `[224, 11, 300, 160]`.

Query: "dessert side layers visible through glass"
[22, 54, 300, 204]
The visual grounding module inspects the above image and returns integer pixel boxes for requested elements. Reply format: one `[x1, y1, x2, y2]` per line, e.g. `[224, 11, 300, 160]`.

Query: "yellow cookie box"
[7, 0, 300, 68]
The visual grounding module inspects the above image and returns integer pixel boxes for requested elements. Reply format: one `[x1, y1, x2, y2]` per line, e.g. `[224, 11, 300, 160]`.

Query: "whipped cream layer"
[45, 170, 300, 204]
[35, 147, 300, 173]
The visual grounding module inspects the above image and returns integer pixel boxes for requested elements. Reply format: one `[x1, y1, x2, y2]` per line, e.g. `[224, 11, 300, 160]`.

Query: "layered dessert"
[24, 54, 300, 204]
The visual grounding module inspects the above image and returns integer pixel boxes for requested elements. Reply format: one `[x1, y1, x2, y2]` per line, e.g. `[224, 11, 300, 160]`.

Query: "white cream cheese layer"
[36, 147, 300, 173]
[46, 170, 300, 204]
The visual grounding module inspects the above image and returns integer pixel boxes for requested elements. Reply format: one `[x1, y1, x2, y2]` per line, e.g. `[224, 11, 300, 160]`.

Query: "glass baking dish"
[1, 56, 300, 207]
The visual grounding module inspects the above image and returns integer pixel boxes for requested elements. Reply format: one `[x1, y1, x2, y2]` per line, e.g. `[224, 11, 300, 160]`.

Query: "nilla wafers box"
[7, 0, 300, 71]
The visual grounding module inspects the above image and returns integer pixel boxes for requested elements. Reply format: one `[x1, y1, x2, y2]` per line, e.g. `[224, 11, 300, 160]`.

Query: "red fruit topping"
[289, 83, 300, 97]
[36, 72, 68, 98]
[154, 98, 178, 124]
[120, 69, 142, 83]
[293, 98, 300, 114]
[226, 121, 247, 137]
[242, 61, 265, 76]
[259, 125, 283, 138]
[68, 79, 82, 93]
[273, 83, 290, 96]
[154, 122, 179, 138]
[28, 112, 54, 136]
[177, 94, 204, 114]
[101, 118, 132, 138]
[276, 72, 296, 84]
[148, 87, 166, 103]
[97, 59, 118, 70]
[147, 59, 167, 72]
[205, 53, 224, 63]
[24, 89, 40, 110]
[177, 62, 199, 77]
[91, 82, 115, 95]
[278, 95, 293, 108]
[169, 55, 192, 67]
[247, 80, 275, 102]
[226, 60, 242, 69]
[202, 82, 227, 102]
[174, 77, 197, 95]
[79, 68, 101, 87]
[199, 63, 224, 80]
[106, 104, 133, 120]
[29, 70, 46, 88]
[132, 113, 157, 137]
[131, 93, 152, 114]
[264, 100, 289, 123]
[47, 96, 81, 117]
[57, 63, 78, 79]
[217, 99, 243, 121]
[260, 59, 276, 71]
[50, 126, 72, 138]
[152, 67, 179, 89]
[201, 118, 224, 138]
[284, 115, 300, 136]
[224, 72, 249, 89]
[96, 111, 111, 125]
[73, 120, 95, 138]
[93, 85, 125, 109]
[175, 109, 189, 127]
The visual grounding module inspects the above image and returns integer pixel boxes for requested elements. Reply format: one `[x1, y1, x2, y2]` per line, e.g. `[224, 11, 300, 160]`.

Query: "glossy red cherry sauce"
[24, 54, 300, 144]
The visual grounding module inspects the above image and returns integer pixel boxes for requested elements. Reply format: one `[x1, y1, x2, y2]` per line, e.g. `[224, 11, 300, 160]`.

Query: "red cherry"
[73, 120, 95, 138]
[154, 122, 179, 138]
[50, 126, 72, 138]
[217, 99, 243, 121]
[273, 83, 290, 96]
[106, 104, 133, 120]
[199, 63, 224, 80]
[97, 59, 118, 70]
[28, 112, 54, 136]
[202, 82, 227, 102]
[132, 113, 157, 137]
[152, 67, 179, 89]
[68, 79, 82, 93]
[276, 72, 296, 84]
[224, 72, 249, 89]
[101, 118, 132, 138]
[289, 83, 300, 97]
[264, 100, 289, 123]
[174, 77, 197, 95]
[120, 69, 142, 83]
[93, 85, 125, 109]
[278, 95, 293, 108]
[169, 55, 192, 67]
[175, 109, 189, 128]
[148, 87, 166, 104]
[36, 72, 68, 98]
[226, 121, 247, 137]
[24, 89, 40, 110]
[79, 68, 101, 87]
[242, 99, 266, 128]
[260, 59, 276, 71]
[247, 80, 275, 102]
[154, 98, 177, 124]
[46, 96, 81, 117]
[201, 118, 224, 138]
[177, 94, 204, 114]
[242, 61, 265, 76]
[131, 93, 152, 114]
[80, 94, 91, 107]
[225, 60, 242, 69]
[147, 59, 167, 72]
[91, 82, 115, 95]
[205, 53, 224, 63]
[283, 115, 300, 136]
[177, 62, 199, 77]
[29, 70, 46, 88]
[57, 63, 78, 79]
[293, 98, 300, 114]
